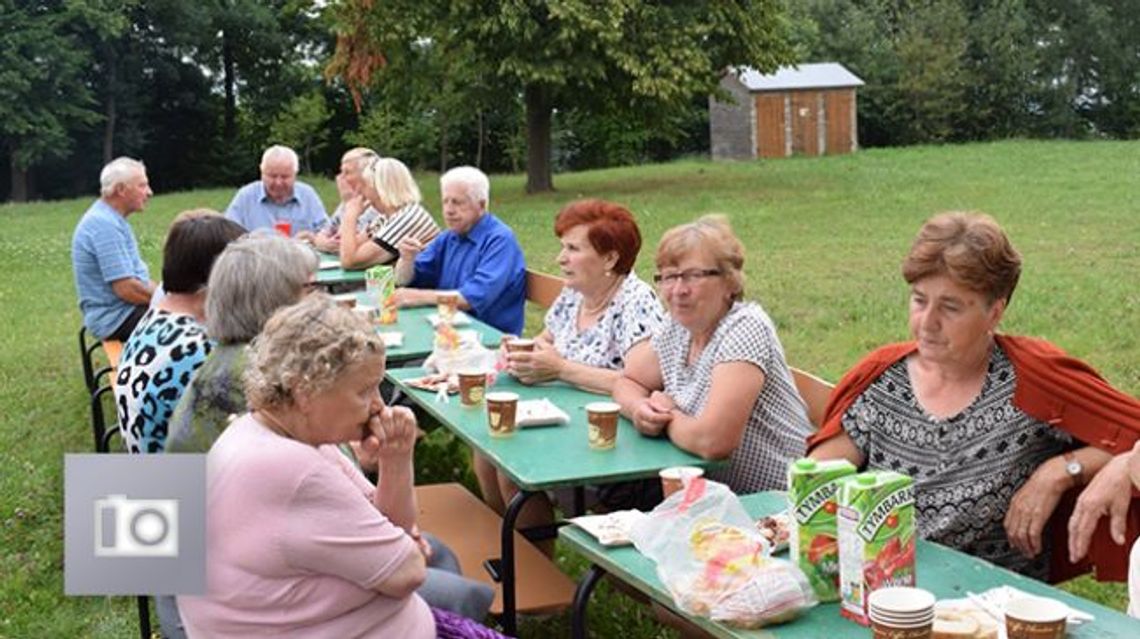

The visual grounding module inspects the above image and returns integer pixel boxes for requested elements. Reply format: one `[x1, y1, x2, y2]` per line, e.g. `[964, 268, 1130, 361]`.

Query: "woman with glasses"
[477, 200, 666, 552]
[614, 215, 812, 493]
[338, 156, 440, 270]
[177, 295, 505, 639]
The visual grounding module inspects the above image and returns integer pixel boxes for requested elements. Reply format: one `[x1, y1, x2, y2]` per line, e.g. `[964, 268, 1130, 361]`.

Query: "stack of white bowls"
[867, 586, 936, 638]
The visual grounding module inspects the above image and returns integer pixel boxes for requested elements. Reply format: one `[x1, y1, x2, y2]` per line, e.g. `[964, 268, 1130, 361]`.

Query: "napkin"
[515, 398, 570, 427]
[944, 585, 1094, 628]
[318, 260, 341, 270]
[569, 510, 650, 546]
[379, 332, 403, 348]
[427, 311, 472, 327]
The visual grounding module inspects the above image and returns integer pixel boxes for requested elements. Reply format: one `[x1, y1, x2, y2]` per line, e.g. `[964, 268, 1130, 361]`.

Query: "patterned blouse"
[114, 308, 212, 453]
[842, 345, 1071, 578]
[651, 302, 812, 492]
[165, 343, 249, 454]
[544, 274, 664, 370]
[366, 202, 440, 258]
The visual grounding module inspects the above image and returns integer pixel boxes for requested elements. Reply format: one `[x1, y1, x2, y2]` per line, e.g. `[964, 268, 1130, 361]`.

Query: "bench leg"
[571, 565, 606, 639]
[499, 488, 539, 637]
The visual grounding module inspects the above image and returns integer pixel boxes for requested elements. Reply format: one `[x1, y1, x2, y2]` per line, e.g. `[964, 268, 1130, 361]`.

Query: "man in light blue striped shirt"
[71, 157, 157, 341]
[224, 145, 327, 236]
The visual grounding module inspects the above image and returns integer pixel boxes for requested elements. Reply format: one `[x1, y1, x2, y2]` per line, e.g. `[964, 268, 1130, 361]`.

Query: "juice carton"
[836, 471, 916, 625]
[787, 458, 857, 602]
[365, 265, 397, 324]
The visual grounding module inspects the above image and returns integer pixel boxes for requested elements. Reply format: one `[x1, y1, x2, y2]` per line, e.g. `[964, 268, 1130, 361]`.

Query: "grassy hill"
[1, 139, 1136, 636]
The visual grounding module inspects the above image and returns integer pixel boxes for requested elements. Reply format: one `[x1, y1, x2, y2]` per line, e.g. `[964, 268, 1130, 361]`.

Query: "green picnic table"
[314, 250, 366, 286]
[560, 490, 1140, 638]
[386, 367, 725, 635]
[364, 304, 504, 364]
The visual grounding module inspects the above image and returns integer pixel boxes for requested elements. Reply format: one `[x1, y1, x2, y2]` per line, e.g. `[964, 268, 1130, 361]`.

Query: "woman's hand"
[364, 405, 418, 460]
[342, 194, 368, 224]
[312, 230, 340, 253]
[630, 398, 673, 436]
[508, 339, 564, 384]
[648, 390, 677, 413]
[1004, 458, 1068, 558]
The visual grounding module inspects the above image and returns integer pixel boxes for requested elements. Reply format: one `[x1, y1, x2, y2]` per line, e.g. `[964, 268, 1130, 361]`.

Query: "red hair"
[553, 199, 641, 274]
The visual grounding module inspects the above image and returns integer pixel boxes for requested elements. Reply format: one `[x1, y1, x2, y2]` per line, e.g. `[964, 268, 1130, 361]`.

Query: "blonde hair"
[655, 215, 745, 301]
[341, 147, 378, 172]
[362, 157, 422, 211]
[244, 294, 385, 410]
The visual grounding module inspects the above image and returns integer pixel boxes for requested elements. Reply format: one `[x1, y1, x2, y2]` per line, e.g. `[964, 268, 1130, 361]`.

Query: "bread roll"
[932, 610, 978, 639]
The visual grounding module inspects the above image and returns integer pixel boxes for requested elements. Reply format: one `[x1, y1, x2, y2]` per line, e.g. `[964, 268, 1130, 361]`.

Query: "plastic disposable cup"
[486, 392, 519, 438]
[659, 466, 705, 498]
[274, 220, 292, 237]
[437, 291, 460, 322]
[585, 401, 620, 450]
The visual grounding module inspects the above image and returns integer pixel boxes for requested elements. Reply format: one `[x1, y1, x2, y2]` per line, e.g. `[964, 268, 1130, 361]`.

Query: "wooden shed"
[710, 63, 865, 160]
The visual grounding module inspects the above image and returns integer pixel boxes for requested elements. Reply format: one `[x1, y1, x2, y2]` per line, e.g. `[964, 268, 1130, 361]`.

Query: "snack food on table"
[787, 457, 857, 601]
[836, 470, 916, 626]
[406, 372, 458, 394]
[932, 606, 999, 639]
[754, 512, 791, 552]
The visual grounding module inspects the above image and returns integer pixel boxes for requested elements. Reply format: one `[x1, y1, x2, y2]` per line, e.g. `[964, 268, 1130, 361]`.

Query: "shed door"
[755, 93, 786, 158]
[790, 91, 820, 156]
[825, 90, 853, 154]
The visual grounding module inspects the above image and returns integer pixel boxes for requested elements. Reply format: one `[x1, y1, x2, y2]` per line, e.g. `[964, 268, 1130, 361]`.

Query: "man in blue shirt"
[71, 157, 157, 341]
[393, 166, 526, 335]
[224, 145, 328, 236]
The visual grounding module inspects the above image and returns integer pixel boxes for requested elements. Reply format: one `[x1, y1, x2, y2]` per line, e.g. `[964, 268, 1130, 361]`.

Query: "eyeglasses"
[652, 268, 723, 287]
[302, 281, 322, 294]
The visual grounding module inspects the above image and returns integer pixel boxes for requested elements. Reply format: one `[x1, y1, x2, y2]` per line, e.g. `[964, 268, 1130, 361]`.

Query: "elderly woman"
[476, 199, 666, 547]
[177, 295, 504, 638]
[165, 234, 318, 453]
[297, 147, 380, 252]
[614, 215, 812, 493]
[338, 156, 439, 269]
[810, 212, 1140, 581]
[115, 212, 245, 453]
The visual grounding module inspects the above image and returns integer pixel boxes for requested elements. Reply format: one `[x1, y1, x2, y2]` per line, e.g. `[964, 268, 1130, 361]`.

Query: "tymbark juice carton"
[836, 471, 916, 625]
[787, 458, 857, 602]
[365, 265, 397, 324]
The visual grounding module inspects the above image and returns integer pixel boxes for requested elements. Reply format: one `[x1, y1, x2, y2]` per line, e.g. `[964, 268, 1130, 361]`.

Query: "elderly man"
[394, 166, 525, 335]
[71, 157, 158, 341]
[224, 145, 327, 236]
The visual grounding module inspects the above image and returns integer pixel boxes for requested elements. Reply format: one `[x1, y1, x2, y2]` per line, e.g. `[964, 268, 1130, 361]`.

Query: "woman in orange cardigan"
[809, 212, 1140, 582]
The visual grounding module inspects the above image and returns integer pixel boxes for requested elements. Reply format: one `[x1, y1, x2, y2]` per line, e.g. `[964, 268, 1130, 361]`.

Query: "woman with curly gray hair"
[177, 294, 503, 638]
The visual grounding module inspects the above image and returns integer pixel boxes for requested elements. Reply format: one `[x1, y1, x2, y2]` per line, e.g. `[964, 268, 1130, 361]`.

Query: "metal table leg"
[499, 488, 538, 636]
[571, 565, 606, 639]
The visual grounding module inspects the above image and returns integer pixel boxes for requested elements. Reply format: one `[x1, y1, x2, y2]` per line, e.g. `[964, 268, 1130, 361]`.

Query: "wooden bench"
[525, 269, 565, 309]
[415, 483, 575, 616]
[91, 340, 124, 452]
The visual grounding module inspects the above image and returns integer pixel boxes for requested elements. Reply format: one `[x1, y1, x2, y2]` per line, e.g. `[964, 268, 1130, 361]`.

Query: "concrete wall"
[709, 75, 754, 160]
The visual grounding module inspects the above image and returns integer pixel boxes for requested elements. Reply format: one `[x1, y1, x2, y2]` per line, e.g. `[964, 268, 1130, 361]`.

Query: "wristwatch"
[1062, 452, 1084, 487]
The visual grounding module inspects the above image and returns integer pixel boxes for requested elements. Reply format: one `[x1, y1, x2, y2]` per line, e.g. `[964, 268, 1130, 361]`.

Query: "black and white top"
[651, 302, 812, 492]
[367, 202, 440, 259]
[544, 274, 664, 370]
[327, 203, 379, 234]
[842, 345, 1071, 578]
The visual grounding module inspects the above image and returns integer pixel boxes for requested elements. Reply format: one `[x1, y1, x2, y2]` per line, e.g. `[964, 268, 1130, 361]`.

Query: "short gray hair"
[440, 166, 489, 207]
[205, 235, 318, 343]
[260, 145, 299, 173]
[244, 294, 385, 411]
[100, 157, 146, 197]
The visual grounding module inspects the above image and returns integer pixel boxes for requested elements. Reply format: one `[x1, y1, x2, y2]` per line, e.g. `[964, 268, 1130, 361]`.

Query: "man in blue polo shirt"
[71, 157, 158, 341]
[393, 166, 526, 335]
[224, 145, 327, 236]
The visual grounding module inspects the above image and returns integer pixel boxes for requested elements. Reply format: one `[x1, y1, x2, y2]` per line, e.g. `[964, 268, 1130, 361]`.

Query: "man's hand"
[397, 236, 425, 262]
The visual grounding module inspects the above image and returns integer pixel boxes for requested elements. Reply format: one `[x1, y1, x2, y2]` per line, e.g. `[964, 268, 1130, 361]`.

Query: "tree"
[330, 0, 795, 192]
[269, 91, 331, 172]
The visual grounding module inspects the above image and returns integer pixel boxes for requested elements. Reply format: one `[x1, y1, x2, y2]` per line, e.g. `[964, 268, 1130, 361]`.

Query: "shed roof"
[733, 63, 864, 91]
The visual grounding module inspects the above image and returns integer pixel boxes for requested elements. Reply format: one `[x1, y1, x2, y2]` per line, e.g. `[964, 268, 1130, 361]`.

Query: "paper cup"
[1005, 597, 1067, 639]
[659, 466, 705, 498]
[274, 220, 292, 237]
[585, 401, 620, 450]
[870, 619, 933, 639]
[458, 370, 487, 406]
[505, 338, 535, 354]
[486, 392, 519, 438]
[437, 291, 460, 321]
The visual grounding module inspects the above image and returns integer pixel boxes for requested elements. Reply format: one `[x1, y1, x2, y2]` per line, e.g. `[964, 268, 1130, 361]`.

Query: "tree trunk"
[9, 152, 28, 203]
[475, 109, 484, 169]
[525, 84, 554, 193]
[439, 109, 449, 172]
[223, 30, 237, 140]
[102, 44, 117, 164]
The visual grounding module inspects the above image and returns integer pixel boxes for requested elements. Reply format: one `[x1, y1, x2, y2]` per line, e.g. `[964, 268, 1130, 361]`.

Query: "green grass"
[1, 139, 1137, 637]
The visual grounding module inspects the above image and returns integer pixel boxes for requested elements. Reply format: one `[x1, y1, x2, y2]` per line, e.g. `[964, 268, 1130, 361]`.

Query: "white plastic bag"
[423, 325, 497, 376]
[629, 478, 817, 628]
